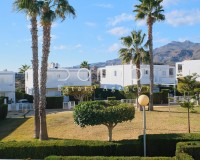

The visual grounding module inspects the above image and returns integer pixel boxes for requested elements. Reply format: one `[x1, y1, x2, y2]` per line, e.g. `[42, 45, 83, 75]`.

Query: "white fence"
[168, 96, 199, 106]
[63, 101, 76, 110]
[121, 99, 136, 105]
[8, 103, 33, 111]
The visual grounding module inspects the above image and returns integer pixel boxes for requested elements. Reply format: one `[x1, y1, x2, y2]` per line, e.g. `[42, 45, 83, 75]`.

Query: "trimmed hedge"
[46, 97, 63, 109]
[0, 140, 142, 159]
[176, 141, 200, 160]
[0, 104, 8, 120]
[138, 134, 200, 157]
[0, 134, 200, 159]
[45, 156, 174, 160]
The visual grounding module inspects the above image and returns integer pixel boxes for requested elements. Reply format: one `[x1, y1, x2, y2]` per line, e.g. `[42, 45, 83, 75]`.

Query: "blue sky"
[1, 0, 200, 71]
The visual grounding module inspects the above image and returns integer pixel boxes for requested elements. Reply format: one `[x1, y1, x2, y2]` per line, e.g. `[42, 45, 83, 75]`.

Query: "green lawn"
[0, 106, 200, 141]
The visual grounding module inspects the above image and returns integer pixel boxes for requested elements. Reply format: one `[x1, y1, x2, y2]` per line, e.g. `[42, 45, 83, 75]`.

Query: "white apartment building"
[0, 71, 15, 102]
[25, 68, 91, 97]
[176, 60, 200, 81]
[98, 64, 176, 90]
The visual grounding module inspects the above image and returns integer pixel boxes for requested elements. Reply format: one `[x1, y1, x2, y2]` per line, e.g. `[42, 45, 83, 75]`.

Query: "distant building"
[176, 60, 200, 81]
[0, 71, 15, 102]
[25, 67, 92, 97]
[98, 64, 176, 91]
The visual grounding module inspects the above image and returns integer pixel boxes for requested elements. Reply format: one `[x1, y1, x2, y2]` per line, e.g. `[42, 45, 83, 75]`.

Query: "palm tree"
[134, 0, 165, 111]
[119, 30, 149, 108]
[18, 64, 31, 74]
[80, 61, 90, 69]
[14, 0, 43, 139]
[39, 0, 75, 140]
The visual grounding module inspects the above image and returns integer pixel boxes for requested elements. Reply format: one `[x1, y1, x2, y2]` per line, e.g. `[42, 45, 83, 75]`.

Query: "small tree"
[62, 86, 95, 102]
[177, 74, 200, 133]
[73, 101, 135, 141]
[179, 99, 196, 133]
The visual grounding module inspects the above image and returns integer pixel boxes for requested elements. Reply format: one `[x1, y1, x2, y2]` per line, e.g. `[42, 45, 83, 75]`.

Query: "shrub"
[73, 101, 135, 141]
[45, 156, 174, 160]
[0, 104, 8, 120]
[0, 140, 141, 159]
[46, 97, 63, 109]
[176, 141, 200, 160]
[138, 133, 200, 157]
[107, 97, 116, 100]
[15, 91, 33, 103]
[0, 97, 8, 105]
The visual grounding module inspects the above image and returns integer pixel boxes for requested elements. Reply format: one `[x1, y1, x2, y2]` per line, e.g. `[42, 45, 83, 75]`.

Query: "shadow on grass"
[0, 118, 30, 140]
[152, 109, 200, 114]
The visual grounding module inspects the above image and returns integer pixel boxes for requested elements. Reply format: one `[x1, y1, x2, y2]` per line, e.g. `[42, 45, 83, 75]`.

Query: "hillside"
[86, 40, 200, 67]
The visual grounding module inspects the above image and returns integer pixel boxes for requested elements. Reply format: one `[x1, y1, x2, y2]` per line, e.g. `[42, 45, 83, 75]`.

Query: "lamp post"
[138, 95, 149, 157]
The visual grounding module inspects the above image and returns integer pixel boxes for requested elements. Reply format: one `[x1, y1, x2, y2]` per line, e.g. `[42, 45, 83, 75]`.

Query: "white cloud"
[95, 4, 113, 9]
[74, 44, 82, 48]
[107, 27, 129, 36]
[136, 19, 146, 27]
[162, 0, 180, 7]
[108, 43, 121, 53]
[85, 22, 97, 27]
[108, 13, 134, 26]
[166, 9, 200, 27]
[52, 22, 58, 28]
[154, 38, 170, 44]
[53, 45, 67, 50]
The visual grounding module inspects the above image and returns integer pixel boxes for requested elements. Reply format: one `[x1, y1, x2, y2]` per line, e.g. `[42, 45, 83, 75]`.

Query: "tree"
[179, 100, 196, 133]
[18, 64, 31, 74]
[14, 0, 42, 138]
[177, 74, 200, 133]
[39, 0, 75, 140]
[73, 101, 135, 141]
[119, 30, 149, 109]
[62, 86, 95, 102]
[80, 61, 90, 69]
[177, 74, 200, 95]
[134, 0, 165, 111]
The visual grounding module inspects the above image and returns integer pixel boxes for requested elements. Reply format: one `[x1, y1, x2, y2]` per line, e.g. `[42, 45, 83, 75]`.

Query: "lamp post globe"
[138, 95, 149, 106]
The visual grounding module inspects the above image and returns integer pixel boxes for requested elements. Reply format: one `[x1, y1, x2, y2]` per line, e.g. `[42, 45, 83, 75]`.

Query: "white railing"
[168, 96, 198, 106]
[63, 101, 75, 110]
[121, 99, 136, 105]
[8, 103, 33, 111]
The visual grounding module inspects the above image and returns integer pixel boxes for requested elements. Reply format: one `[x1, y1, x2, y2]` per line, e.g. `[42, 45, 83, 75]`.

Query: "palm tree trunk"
[136, 61, 142, 110]
[31, 16, 40, 139]
[148, 17, 154, 111]
[39, 24, 51, 140]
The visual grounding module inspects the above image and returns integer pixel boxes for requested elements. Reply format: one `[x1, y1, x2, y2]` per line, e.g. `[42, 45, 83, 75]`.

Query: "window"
[102, 69, 106, 78]
[169, 68, 174, 76]
[114, 71, 117, 76]
[178, 64, 182, 72]
[26, 73, 28, 81]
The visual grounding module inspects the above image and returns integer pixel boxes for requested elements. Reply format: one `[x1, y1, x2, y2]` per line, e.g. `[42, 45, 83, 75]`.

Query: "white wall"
[176, 60, 200, 81]
[0, 71, 15, 102]
[25, 68, 92, 96]
[98, 64, 176, 89]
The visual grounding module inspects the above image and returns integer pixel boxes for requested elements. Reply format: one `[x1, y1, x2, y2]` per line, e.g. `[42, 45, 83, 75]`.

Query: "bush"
[138, 133, 200, 157]
[46, 97, 63, 109]
[0, 104, 8, 120]
[107, 97, 116, 100]
[16, 91, 33, 103]
[176, 141, 200, 160]
[0, 97, 8, 105]
[0, 140, 141, 159]
[45, 156, 174, 160]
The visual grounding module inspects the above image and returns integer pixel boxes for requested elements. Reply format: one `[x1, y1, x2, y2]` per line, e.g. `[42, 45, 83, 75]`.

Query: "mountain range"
[86, 40, 200, 68]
